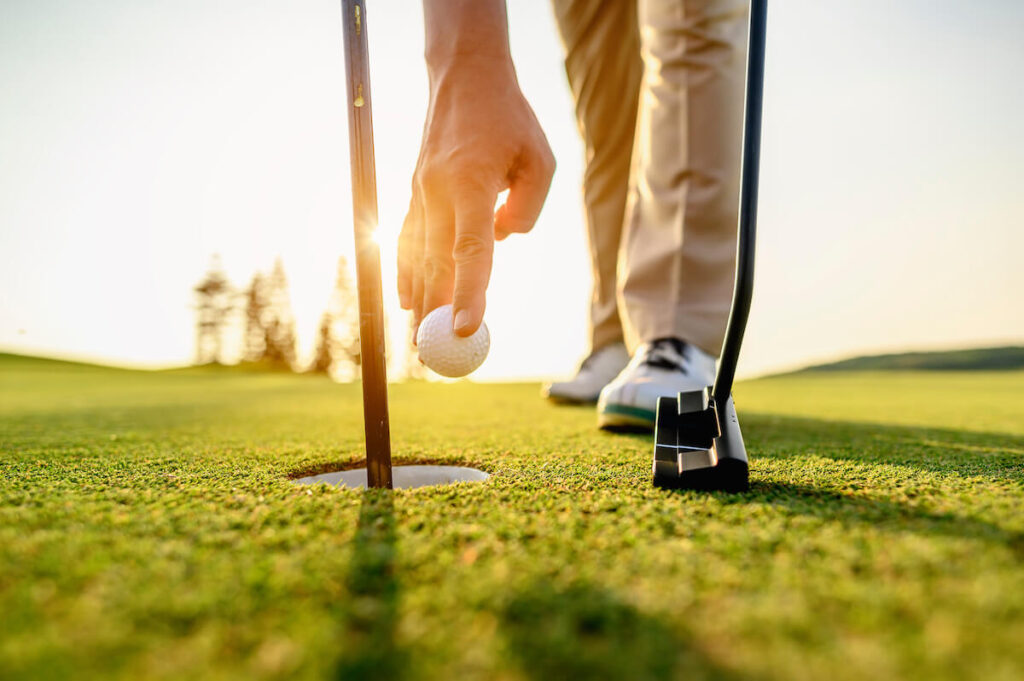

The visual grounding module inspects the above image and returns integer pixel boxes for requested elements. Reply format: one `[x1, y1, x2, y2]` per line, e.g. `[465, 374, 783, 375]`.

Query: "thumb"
[494, 140, 555, 241]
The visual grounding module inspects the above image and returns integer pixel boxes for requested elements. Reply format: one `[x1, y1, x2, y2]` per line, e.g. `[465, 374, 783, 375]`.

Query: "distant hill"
[6, 346, 1024, 380]
[0, 352, 129, 372]
[0, 352, 300, 375]
[798, 346, 1024, 373]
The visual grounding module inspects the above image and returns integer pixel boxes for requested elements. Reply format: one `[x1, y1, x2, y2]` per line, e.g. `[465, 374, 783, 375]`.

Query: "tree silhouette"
[310, 312, 334, 374]
[261, 258, 297, 369]
[310, 257, 361, 379]
[241, 273, 268, 362]
[193, 255, 234, 364]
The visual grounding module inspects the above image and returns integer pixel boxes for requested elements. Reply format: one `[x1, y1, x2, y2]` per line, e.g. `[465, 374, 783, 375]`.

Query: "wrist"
[423, 0, 512, 74]
[427, 52, 517, 93]
[425, 39, 511, 70]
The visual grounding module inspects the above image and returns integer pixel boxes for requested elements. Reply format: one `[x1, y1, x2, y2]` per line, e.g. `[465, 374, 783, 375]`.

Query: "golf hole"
[291, 462, 490, 490]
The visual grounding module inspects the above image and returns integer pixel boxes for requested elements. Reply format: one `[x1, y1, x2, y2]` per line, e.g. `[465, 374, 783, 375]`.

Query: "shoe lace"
[640, 338, 690, 372]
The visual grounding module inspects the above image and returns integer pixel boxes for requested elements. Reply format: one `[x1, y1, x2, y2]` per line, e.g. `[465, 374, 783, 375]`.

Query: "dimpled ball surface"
[416, 304, 490, 378]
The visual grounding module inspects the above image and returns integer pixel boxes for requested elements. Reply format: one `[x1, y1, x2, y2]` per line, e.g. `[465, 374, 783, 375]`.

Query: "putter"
[342, 0, 392, 489]
[651, 0, 767, 493]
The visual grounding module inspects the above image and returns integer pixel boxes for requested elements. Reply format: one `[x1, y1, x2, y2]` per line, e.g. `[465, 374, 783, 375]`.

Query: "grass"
[1, 353, 1022, 681]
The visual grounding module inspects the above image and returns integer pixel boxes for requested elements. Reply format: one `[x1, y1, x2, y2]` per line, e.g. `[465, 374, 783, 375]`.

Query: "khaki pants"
[552, 0, 749, 357]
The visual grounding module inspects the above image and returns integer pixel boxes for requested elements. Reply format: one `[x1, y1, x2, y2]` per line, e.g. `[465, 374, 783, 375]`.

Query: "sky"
[1, 0, 1022, 381]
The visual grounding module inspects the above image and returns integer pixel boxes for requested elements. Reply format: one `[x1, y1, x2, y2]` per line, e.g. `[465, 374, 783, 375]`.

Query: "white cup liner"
[293, 464, 489, 490]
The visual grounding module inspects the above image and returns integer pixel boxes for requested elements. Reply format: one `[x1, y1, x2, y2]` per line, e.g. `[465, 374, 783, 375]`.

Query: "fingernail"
[454, 309, 471, 334]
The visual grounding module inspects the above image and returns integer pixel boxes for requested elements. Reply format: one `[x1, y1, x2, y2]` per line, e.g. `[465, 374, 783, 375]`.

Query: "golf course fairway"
[2, 353, 1022, 680]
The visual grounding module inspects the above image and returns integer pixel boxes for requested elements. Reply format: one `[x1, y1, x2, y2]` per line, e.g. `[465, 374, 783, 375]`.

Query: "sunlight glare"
[370, 223, 400, 257]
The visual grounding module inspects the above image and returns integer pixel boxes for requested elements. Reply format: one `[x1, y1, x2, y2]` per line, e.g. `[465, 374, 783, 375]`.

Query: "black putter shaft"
[341, 0, 392, 489]
[713, 0, 767, 402]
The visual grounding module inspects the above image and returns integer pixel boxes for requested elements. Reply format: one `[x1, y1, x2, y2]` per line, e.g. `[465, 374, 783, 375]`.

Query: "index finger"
[451, 189, 497, 336]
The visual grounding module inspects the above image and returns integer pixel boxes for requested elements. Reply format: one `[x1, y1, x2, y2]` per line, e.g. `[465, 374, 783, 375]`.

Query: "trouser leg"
[620, 0, 749, 356]
[551, 0, 643, 353]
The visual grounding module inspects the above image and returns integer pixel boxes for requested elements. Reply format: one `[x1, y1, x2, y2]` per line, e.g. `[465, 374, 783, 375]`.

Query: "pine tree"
[310, 312, 334, 374]
[262, 258, 297, 369]
[309, 257, 361, 379]
[241, 273, 268, 362]
[193, 255, 234, 364]
[333, 257, 361, 376]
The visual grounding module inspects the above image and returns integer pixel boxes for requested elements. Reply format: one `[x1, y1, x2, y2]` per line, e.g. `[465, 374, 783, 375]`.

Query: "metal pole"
[341, 0, 392, 489]
[713, 0, 767, 402]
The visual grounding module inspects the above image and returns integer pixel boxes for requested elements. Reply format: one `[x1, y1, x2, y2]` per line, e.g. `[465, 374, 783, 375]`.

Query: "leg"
[551, 0, 643, 352]
[620, 0, 749, 356]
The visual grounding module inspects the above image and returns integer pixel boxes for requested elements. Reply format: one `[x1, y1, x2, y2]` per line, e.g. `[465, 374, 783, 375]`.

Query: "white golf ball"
[416, 304, 490, 377]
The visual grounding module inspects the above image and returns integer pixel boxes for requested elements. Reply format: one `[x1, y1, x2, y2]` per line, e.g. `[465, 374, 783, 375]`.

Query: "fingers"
[494, 138, 555, 241]
[397, 194, 421, 310]
[413, 175, 497, 337]
[420, 189, 455, 325]
[411, 198, 426, 329]
[451, 191, 496, 336]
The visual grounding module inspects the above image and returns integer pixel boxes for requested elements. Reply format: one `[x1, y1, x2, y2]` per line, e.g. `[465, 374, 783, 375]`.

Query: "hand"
[398, 54, 555, 336]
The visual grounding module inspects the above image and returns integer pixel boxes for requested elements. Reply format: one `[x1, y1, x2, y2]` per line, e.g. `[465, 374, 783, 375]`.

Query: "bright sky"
[2, 0, 1022, 380]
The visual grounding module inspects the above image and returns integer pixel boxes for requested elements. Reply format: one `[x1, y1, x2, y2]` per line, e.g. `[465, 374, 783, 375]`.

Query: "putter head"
[652, 387, 749, 492]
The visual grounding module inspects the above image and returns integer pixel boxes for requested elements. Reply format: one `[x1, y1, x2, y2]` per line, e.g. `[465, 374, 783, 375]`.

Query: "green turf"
[1, 355, 1022, 681]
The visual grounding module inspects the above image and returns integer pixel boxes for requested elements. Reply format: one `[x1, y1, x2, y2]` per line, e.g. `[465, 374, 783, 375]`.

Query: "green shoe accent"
[599, 403, 656, 423]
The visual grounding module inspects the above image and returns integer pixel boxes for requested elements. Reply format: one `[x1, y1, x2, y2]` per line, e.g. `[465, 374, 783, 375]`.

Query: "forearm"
[422, 0, 512, 71]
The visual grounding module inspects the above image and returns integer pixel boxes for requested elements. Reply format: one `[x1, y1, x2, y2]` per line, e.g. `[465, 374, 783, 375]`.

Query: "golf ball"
[416, 304, 490, 377]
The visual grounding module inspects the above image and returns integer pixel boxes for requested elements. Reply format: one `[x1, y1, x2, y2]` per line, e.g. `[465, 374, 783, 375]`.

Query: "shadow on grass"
[734, 480, 1024, 559]
[500, 580, 744, 681]
[333, 490, 407, 681]
[745, 413, 1024, 482]
[597, 410, 1024, 482]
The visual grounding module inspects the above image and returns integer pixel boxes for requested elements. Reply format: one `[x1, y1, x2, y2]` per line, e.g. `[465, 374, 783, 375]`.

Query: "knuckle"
[422, 254, 454, 283]
[448, 162, 490, 191]
[417, 162, 444, 192]
[452, 232, 493, 265]
[421, 152, 495, 195]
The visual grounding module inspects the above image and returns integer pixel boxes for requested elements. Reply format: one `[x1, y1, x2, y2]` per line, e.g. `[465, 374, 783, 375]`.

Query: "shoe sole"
[597, 403, 656, 432]
[546, 394, 599, 405]
[542, 386, 600, 405]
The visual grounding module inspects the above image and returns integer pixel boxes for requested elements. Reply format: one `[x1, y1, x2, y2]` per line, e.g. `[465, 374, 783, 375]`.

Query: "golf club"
[651, 0, 767, 493]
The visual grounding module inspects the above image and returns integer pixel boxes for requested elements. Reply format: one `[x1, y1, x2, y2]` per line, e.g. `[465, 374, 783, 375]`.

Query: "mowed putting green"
[1, 353, 1022, 681]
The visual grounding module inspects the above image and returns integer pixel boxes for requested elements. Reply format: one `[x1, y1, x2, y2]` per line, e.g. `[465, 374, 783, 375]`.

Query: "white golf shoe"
[597, 338, 717, 431]
[542, 342, 631, 404]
